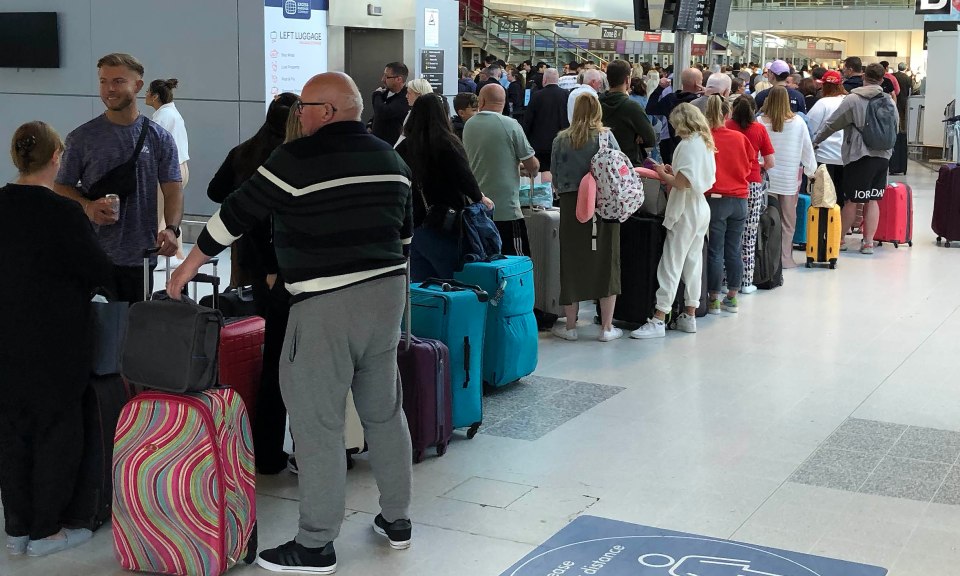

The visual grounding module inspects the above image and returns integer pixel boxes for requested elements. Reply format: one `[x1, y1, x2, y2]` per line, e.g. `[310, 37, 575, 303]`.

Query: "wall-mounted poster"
[264, 0, 329, 108]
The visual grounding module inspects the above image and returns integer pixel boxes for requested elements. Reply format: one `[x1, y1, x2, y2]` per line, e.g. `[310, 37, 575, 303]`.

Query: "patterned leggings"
[741, 181, 767, 286]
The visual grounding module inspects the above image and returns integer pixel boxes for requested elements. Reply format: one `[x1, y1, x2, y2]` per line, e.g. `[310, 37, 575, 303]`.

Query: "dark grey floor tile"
[933, 482, 960, 506]
[888, 439, 960, 464]
[558, 381, 624, 403]
[480, 406, 581, 441]
[483, 392, 534, 422]
[790, 465, 872, 492]
[800, 447, 885, 475]
[871, 456, 952, 483]
[835, 418, 908, 439]
[519, 375, 581, 393]
[822, 431, 898, 454]
[944, 466, 960, 486]
[859, 474, 942, 501]
[900, 426, 960, 448]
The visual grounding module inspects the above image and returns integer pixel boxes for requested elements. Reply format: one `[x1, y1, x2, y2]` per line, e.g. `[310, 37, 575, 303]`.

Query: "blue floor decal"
[500, 516, 887, 576]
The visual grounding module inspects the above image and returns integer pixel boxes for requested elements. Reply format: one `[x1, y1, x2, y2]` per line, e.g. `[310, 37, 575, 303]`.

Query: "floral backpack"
[589, 130, 644, 223]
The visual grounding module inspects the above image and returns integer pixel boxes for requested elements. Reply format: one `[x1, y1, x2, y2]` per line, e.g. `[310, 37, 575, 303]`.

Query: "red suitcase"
[875, 182, 914, 248]
[219, 317, 265, 424]
[934, 164, 960, 246]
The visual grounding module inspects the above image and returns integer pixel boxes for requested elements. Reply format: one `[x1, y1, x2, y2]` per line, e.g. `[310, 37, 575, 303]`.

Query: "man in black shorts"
[812, 63, 898, 254]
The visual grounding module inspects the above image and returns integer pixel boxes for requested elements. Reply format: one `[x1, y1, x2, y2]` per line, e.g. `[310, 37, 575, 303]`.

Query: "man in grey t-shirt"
[55, 53, 182, 302]
[463, 84, 539, 256]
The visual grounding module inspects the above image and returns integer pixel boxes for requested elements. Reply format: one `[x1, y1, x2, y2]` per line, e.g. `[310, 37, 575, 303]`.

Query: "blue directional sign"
[500, 516, 887, 576]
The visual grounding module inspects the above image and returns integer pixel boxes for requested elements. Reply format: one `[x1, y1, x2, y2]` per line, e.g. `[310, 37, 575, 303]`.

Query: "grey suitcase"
[523, 205, 562, 328]
[638, 178, 668, 216]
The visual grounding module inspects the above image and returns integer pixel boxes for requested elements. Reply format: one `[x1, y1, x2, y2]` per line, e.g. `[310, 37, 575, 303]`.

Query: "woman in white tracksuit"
[759, 86, 817, 269]
[631, 103, 716, 339]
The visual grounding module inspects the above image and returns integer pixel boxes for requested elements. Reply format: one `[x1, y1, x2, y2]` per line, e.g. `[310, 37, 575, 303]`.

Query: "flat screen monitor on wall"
[0, 12, 60, 68]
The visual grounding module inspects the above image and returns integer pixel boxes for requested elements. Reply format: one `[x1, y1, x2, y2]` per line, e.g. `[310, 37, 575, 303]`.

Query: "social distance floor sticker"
[499, 516, 887, 576]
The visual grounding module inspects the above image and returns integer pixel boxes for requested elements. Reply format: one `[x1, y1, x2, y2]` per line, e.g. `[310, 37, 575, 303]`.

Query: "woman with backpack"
[760, 87, 817, 268]
[549, 94, 623, 342]
[631, 103, 715, 340]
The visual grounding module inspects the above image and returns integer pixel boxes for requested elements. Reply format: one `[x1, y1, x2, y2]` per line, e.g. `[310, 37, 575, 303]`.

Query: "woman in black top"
[0, 121, 113, 556]
[395, 93, 493, 281]
[506, 66, 526, 118]
[206, 92, 298, 475]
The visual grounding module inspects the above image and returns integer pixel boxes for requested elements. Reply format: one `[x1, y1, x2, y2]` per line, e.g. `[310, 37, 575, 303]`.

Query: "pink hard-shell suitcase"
[875, 182, 914, 248]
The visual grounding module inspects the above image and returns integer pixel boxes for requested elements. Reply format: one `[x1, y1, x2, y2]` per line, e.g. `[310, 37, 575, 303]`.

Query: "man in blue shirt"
[754, 60, 808, 114]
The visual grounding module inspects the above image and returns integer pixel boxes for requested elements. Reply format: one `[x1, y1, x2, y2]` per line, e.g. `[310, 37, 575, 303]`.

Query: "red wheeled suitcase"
[219, 316, 265, 424]
[875, 182, 914, 248]
[933, 164, 960, 246]
[398, 271, 453, 463]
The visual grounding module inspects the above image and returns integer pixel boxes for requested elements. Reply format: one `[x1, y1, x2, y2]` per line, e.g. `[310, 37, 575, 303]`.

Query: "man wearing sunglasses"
[169, 71, 414, 575]
[371, 62, 410, 145]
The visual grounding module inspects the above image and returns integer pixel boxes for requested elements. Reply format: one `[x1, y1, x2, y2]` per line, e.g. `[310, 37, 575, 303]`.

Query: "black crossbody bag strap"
[129, 115, 149, 164]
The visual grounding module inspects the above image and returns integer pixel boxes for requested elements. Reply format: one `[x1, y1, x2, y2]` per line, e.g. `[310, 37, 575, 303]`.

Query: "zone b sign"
[916, 0, 950, 14]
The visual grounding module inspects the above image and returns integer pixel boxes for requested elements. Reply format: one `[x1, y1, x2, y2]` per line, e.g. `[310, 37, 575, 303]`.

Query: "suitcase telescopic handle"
[419, 278, 490, 303]
[404, 260, 412, 352]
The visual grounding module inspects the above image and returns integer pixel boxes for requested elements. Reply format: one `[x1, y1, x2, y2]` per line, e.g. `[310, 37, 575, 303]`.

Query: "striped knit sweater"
[197, 121, 413, 301]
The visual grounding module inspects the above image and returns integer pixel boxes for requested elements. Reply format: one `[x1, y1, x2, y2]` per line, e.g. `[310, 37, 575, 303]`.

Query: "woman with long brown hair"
[759, 87, 816, 269]
[550, 94, 623, 342]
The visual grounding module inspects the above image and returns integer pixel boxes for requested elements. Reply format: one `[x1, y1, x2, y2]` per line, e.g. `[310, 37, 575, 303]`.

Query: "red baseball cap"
[822, 70, 843, 85]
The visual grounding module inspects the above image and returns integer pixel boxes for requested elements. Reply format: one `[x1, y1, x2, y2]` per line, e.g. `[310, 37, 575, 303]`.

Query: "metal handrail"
[461, 3, 609, 67]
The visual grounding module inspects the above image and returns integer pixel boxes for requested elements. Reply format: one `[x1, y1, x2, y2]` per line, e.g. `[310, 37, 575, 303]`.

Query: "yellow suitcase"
[806, 205, 842, 269]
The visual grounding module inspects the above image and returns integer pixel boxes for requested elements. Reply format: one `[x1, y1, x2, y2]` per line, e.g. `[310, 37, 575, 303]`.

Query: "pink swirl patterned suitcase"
[112, 388, 257, 576]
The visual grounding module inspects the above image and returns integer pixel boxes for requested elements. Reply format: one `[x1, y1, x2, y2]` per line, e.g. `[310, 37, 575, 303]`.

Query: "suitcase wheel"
[243, 523, 258, 564]
[467, 422, 481, 439]
[436, 442, 448, 457]
[829, 260, 837, 270]
[947, 241, 954, 248]
[937, 236, 943, 246]
[908, 241, 913, 247]
[413, 450, 424, 464]
[805, 262, 811, 268]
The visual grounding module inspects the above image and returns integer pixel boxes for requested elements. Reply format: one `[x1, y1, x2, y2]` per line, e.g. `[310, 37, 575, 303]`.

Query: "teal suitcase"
[410, 279, 488, 438]
[455, 256, 538, 388]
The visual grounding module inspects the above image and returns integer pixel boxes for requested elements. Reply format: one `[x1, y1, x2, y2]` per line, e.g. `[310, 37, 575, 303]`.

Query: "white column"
[760, 32, 766, 66]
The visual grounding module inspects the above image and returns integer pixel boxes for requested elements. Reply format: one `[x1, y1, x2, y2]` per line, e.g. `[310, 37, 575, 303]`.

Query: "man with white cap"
[754, 60, 807, 114]
[691, 73, 732, 113]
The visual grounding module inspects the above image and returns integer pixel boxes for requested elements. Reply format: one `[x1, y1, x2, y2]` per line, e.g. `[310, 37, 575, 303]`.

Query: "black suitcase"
[62, 374, 132, 530]
[199, 285, 260, 318]
[669, 235, 709, 327]
[614, 214, 666, 324]
[755, 196, 784, 290]
[889, 132, 908, 175]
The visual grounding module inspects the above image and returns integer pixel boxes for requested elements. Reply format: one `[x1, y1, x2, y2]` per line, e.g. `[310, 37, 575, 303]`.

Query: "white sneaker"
[740, 284, 757, 294]
[551, 325, 578, 341]
[675, 313, 697, 333]
[598, 327, 623, 342]
[630, 319, 665, 339]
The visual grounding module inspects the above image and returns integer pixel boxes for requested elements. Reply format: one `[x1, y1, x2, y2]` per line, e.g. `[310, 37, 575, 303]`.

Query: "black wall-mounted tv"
[0, 12, 60, 69]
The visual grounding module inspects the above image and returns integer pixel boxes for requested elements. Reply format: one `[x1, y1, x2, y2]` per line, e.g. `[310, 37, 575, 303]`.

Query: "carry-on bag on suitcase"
[875, 182, 914, 248]
[523, 205, 562, 329]
[805, 205, 843, 268]
[454, 256, 538, 388]
[112, 387, 257, 576]
[755, 196, 784, 290]
[409, 279, 487, 438]
[62, 374, 133, 531]
[934, 164, 960, 246]
[793, 193, 812, 248]
[889, 132, 908, 175]
[614, 214, 666, 324]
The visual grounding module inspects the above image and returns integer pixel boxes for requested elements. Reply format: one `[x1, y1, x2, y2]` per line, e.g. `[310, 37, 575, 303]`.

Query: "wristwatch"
[165, 224, 182, 238]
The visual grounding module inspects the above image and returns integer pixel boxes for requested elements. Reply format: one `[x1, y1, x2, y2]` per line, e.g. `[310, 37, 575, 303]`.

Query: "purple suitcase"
[933, 164, 960, 246]
[398, 333, 452, 463]
[397, 265, 453, 463]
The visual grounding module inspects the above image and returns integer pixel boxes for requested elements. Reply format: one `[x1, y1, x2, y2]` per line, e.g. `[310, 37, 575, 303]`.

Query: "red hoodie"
[707, 127, 753, 199]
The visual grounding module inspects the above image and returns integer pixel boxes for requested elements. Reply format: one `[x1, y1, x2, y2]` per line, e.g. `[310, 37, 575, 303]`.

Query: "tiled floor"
[4, 160, 960, 576]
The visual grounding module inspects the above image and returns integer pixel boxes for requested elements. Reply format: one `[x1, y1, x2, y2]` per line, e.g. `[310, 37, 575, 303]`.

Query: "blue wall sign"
[500, 516, 887, 576]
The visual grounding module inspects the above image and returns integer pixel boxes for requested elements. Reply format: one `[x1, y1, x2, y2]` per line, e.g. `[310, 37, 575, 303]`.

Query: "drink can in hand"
[105, 194, 120, 213]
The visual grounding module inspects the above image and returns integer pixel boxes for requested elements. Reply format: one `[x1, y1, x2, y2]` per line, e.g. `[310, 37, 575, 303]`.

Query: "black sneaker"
[256, 540, 336, 574]
[373, 514, 412, 550]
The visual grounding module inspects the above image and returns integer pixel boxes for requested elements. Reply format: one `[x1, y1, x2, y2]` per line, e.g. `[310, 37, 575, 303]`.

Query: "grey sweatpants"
[280, 275, 413, 548]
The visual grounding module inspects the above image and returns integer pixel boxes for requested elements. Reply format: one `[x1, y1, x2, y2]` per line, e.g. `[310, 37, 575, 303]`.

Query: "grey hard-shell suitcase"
[523, 205, 562, 328]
